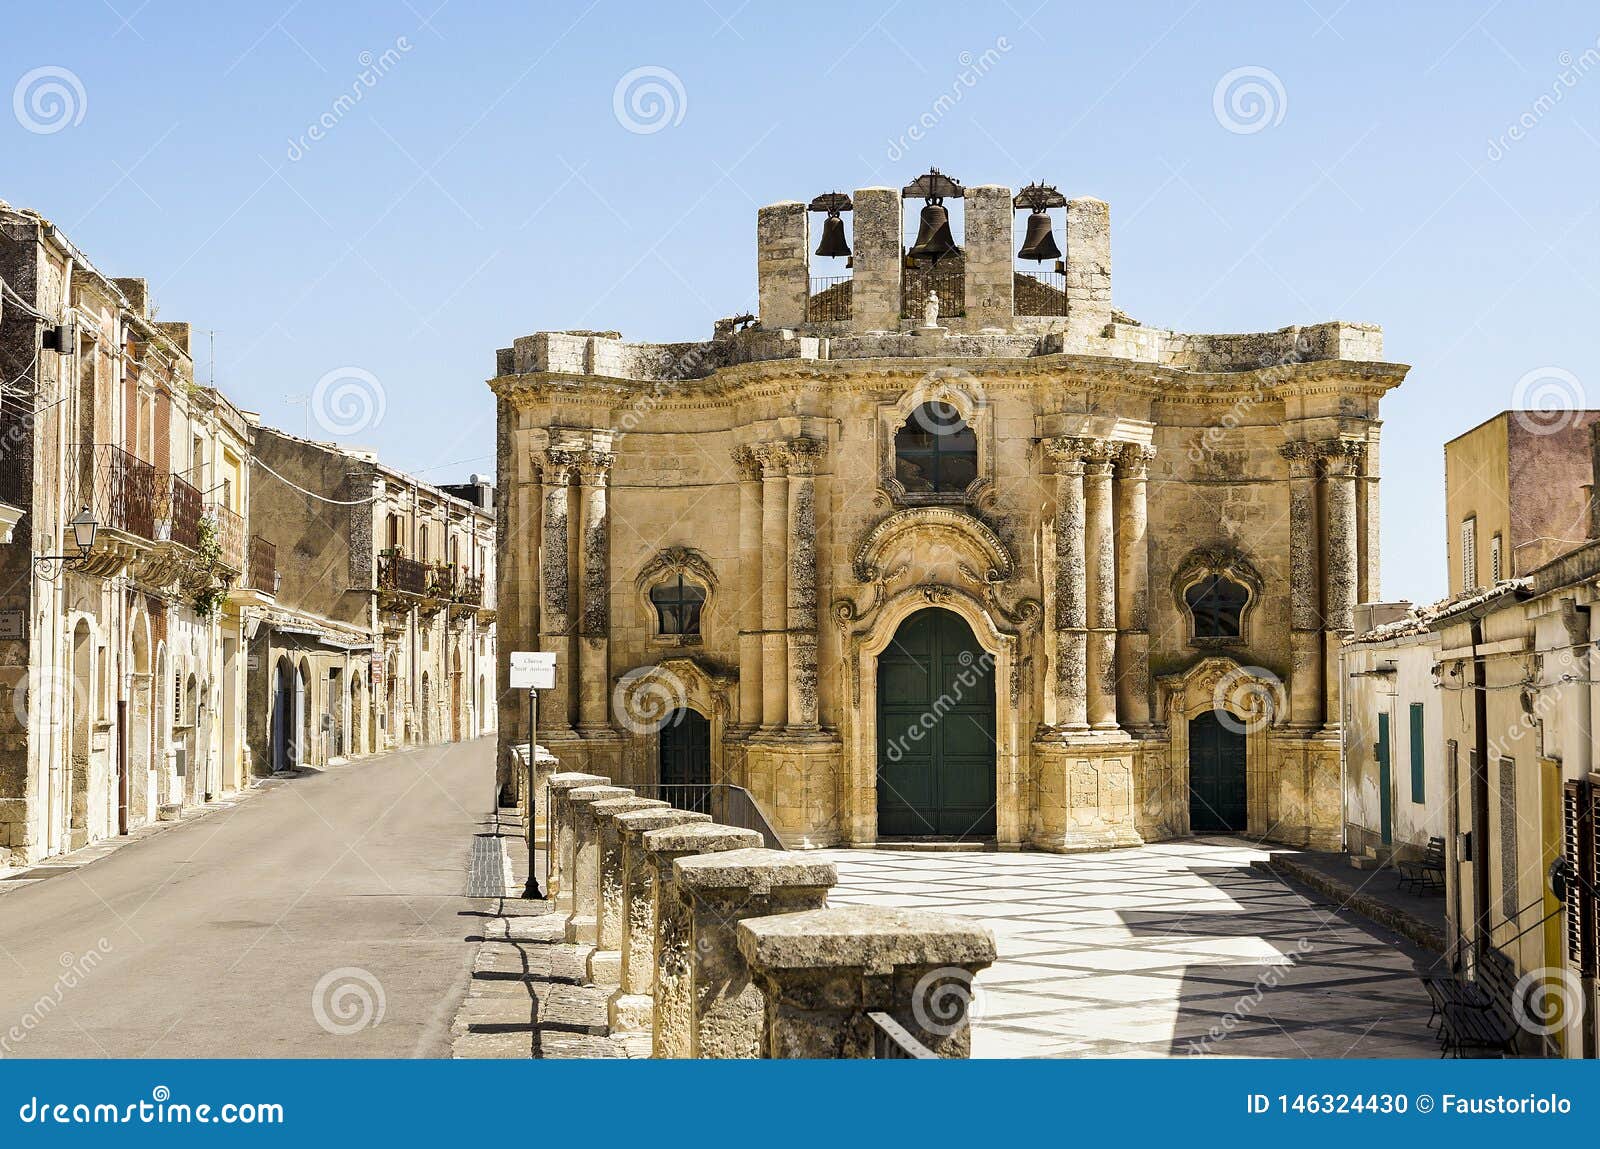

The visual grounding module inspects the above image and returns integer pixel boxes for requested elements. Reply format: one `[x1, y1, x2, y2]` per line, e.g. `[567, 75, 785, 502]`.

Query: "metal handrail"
[629, 782, 786, 849]
[868, 1011, 937, 1059]
[209, 502, 247, 570]
[75, 443, 157, 539]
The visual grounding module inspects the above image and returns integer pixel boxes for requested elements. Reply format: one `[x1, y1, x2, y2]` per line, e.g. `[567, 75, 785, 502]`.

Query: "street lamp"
[36, 506, 98, 580]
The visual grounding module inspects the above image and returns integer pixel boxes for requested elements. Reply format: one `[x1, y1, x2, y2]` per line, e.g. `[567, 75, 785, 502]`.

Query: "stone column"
[756, 201, 808, 329]
[608, 806, 712, 1032]
[1044, 438, 1090, 730]
[645, 823, 763, 1058]
[539, 450, 579, 737]
[738, 906, 997, 1059]
[1280, 442, 1323, 729]
[576, 449, 614, 734]
[962, 184, 1014, 328]
[1084, 443, 1118, 731]
[674, 848, 837, 1059]
[1115, 445, 1155, 730]
[585, 795, 668, 985]
[733, 447, 764, 731]
[786, 438, 822, 732]
[851, 186, 903, 331]
[562, 784, 632, 944]
[546, 771, 608, 910]
[757, 442, 790, 730]
[1320, 440, 1364, 731]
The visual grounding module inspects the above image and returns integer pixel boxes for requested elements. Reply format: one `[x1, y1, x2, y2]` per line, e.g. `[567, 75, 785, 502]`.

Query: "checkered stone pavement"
[819, 837, 1440, 1059]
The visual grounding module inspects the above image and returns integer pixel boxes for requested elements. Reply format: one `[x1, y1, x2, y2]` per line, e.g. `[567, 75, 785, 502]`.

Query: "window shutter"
[1490, 534, 1503, 583]
[1461, 518, 1477, 589]
[1409, 703, 1425, 803]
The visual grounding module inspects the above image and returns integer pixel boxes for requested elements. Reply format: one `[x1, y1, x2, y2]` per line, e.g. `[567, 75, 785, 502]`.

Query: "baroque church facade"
[492, 172, 1406, 852]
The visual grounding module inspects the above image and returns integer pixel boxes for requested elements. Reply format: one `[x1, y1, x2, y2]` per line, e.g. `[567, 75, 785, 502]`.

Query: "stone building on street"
[492, 170, 1407, 852]
[247, 429, 497, 773]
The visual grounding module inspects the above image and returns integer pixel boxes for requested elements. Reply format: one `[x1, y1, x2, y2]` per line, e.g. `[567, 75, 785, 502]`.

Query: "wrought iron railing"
[209, 503, 246, 570]
[1014, 269, 1068, 316]
[629, 783, 786, 849]
[76, 443, 156, 539]
[452, 572, 484, 606]
[807, 275, 852, 322]
[249, 535, 277, 592]
[161, 473, 203, 549]
[868, 1011, 937, 1059]
[378, 550, 433, 596]
[902, 261, 965, 318]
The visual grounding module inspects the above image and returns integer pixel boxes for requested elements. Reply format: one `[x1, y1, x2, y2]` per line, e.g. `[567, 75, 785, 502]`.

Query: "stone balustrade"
[563, 784, 634, 945]
[545, 771, 608, 909]
[584, 795, 669, 985]
[640, 823, 764, 1057]
[737, 906, 996, 1058]
[607, 806, 712, 1032]
[673, 848, 837, 1058]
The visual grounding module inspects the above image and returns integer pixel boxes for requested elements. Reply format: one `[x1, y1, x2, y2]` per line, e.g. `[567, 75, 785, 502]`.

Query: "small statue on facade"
[922, 290, 940, 329]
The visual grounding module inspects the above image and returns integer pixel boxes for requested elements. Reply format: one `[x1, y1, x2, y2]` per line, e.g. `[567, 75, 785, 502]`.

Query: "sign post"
[509, 651, 557, 899]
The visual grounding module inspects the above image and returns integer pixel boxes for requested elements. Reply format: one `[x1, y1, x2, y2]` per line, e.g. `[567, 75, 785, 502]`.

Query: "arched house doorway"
[1155, 656, 1287, 839]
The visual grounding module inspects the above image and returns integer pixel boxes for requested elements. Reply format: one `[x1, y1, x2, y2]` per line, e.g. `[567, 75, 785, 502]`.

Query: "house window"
[893, 403, 977, 495]
[1461, 517, 1478, 589]
[649, 574, 706, 635]
[1184, 574, 1250, 640]
[1490, 533, 1503, 584]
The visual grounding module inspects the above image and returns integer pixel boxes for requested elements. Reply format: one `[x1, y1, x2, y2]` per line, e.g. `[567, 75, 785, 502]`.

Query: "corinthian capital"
[1315, 438, 1367, 477]
[543, 447, 584, 480]
[577, 449, 614, 484]
[1117, 443, 1157, 478]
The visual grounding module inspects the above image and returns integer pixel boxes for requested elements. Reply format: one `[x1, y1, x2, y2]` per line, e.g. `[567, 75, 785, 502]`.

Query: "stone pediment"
[852, 506, 1015, 585]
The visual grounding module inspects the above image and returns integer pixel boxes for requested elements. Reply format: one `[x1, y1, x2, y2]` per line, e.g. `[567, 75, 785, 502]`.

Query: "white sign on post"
[509, 651, 557, 690]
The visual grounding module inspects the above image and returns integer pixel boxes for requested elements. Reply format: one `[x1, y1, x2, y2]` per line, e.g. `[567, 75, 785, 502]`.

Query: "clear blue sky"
[5, 0, 1598, 602]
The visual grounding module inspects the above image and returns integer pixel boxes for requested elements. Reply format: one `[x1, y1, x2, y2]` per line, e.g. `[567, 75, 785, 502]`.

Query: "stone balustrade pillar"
[733, 447, 764, 730]
[546, 771, 608, 909]
[786, 438, 823, 732]
[539, 450, 580, 738]
[1084, 445, 1119, 731]
[1044, 438, 1091, 730]
[757, 443, 791, 730]
[737, 906, 997, 1058]
[851, 186, 903, 331]
[643, 823, 764, 1058]
[1114, 445, 1155, 730]
[576, 450, 614, 734]
[673, 849, 837, 1059]
[562, 784, 633, 945]
[608, 807, 712, 1032]
[756, 201, 808, 328]
[585, 795, 668, 985]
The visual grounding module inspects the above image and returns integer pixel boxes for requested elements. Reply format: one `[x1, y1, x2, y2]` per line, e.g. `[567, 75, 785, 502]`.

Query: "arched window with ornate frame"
[876, 375, 992, 507]
[1172, 546, 1263, 648]
[635, 546, 717, 646]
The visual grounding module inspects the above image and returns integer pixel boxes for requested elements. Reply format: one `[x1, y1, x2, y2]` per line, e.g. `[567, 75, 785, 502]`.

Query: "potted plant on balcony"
[186, 514, 231, 620]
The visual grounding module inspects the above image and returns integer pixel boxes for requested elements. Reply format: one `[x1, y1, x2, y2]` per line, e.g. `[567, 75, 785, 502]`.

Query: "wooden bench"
[1428, 944, 1520, 1058]
[1397, 836, 1447, 894]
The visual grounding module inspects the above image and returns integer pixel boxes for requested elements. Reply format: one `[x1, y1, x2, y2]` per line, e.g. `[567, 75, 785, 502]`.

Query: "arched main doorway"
[876, 608, 996, 839]
[271, 656, 304, 772]
[1188, 711, 1247, 833]
[659, 707, 711, 812]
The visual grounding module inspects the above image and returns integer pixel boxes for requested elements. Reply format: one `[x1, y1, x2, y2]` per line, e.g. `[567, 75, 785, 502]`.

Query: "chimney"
[756, 201, 808, 329]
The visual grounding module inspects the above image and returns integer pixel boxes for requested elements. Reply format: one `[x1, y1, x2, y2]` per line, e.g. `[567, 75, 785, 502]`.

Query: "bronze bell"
[908, 201, 958, 264]
[815, 211, 850, 258]
[1017, 209, 1061, 262]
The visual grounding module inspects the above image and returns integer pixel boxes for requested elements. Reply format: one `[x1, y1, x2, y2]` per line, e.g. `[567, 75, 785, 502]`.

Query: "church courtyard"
[822, 840, 1441, 1059]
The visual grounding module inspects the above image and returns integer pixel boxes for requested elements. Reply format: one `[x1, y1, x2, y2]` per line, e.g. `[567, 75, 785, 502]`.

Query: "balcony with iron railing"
[75, 443, 157, 540]
[159, 473, 203, 550]
[248, 535, 277, 595]
[209, 503, 247, 572]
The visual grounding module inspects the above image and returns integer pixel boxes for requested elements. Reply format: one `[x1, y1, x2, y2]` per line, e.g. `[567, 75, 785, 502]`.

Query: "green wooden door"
[659, 708, 711, 813]
[876, 609, 997, 838]
[1188, 711, 1247, 833]
[1376, 711, 1393, 845]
